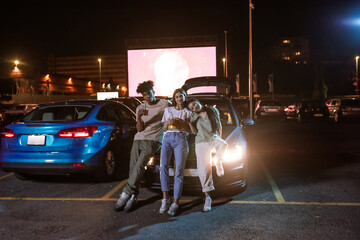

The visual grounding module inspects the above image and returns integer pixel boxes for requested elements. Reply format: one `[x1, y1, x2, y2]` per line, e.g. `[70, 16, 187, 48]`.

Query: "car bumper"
[0, 150, 103, 175]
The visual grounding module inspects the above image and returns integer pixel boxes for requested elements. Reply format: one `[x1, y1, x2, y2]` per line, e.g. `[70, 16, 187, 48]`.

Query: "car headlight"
[222, 145, 244, 163]
[147, 157, 155, 166]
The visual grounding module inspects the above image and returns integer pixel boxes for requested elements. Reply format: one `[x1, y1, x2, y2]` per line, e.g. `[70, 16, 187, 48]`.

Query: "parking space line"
[256, 156, 285, 203]
[229, 200, 360, 207]
[0, 197, 359, 207]
[101, 179, 127, 199]
[0, 173, 13, 181]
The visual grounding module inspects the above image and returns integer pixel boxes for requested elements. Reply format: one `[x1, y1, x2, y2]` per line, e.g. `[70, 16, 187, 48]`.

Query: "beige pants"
[195, 138, 227, 192]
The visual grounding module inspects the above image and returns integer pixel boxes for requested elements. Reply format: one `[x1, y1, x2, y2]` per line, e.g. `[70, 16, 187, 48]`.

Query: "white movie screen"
[127, 46, 217, 96]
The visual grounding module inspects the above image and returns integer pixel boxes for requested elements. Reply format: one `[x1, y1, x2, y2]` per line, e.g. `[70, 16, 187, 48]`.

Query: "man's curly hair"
[136, 80, 154, 94]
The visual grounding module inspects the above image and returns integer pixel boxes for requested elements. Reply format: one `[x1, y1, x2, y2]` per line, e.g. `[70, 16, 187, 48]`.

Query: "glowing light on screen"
[128, 46, 216, 96]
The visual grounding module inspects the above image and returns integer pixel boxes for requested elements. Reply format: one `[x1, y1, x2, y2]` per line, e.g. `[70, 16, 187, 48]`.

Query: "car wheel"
[95, 147, 118, 181]
[334, 112, 340, 123]
[14, 172, 32, 180]
[297, 114, 302, 123]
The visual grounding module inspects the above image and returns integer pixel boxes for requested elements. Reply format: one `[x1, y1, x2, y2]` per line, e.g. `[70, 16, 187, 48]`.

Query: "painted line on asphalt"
[101, 179, 127, 199]
[0, 197, 359, 207]
[255, 154, 285, 203]
[229, 200, 360, 207]
[0, 173, 13, 181]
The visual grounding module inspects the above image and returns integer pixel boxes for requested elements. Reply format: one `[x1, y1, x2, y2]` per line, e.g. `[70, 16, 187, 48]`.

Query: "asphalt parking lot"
[0, 120, 359, 239]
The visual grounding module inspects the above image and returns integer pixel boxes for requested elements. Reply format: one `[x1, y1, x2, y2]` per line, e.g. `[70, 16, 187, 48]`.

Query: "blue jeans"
[160, 132, 188, 199]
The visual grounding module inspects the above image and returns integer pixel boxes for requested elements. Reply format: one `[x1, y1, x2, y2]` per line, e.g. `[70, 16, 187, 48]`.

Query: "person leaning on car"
[114, 80, 170, 212]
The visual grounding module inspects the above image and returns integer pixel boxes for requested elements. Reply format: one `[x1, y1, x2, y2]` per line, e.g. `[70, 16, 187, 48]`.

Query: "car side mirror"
[241, 118, 254, 126]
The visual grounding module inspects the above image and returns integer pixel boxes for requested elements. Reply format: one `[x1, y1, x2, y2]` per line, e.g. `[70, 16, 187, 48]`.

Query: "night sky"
[0, 0, 359, 76]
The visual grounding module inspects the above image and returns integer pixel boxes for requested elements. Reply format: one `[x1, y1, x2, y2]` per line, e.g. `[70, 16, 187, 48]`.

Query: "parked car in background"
[1, 104, 38, 126]
[296, 100, 329, 123]
[326, 98, 360, 123]
[143, 77, 254, 194]
[0, 100, 137, 181]
[284, 103, 298, 120]
[254, 100, 284, 119]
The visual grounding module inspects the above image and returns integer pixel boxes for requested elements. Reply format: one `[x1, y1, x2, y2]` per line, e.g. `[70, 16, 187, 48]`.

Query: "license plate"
[314, 114, 324, 117]
[27, 135, 46, 146]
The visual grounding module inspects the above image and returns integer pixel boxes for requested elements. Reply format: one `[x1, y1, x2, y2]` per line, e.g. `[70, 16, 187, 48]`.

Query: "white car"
[143, 76, 254, 194]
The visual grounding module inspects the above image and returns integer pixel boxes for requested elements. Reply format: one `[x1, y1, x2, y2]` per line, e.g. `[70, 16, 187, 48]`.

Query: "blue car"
[0, 100, 137, 181]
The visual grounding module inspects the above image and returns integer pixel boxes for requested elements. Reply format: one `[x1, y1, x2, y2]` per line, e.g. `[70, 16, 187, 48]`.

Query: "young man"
[114, 80, 170, 212]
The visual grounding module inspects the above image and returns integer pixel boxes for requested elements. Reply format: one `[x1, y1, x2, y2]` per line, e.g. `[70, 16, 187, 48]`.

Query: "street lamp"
[98, 58, 102, 91]
[14, 60, 19, 68]
[222, 58, 226, 77]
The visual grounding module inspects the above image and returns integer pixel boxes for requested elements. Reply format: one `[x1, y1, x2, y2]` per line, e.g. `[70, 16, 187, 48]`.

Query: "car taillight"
[0, 128, 15, 138]
[73, 163, 85, 167]
[58, 126, 97, 138]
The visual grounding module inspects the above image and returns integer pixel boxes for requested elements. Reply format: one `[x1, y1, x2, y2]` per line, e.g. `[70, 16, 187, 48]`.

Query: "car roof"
[37, 100, 116, 107]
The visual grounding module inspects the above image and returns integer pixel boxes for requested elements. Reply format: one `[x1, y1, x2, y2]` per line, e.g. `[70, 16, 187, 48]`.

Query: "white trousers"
[195, 138, 227, 192]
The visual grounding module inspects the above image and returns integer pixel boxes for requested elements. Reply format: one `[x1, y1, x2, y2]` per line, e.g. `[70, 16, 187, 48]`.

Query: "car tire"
[94, 146, 119, 181]
[297, 114, 303, 123]
[14, 172, 32, 180]
[334, 112, 340, 123]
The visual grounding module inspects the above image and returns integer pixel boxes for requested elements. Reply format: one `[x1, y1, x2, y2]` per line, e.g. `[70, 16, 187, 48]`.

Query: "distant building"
[47, 54, 127, 95]
[271, 36, 310, 64]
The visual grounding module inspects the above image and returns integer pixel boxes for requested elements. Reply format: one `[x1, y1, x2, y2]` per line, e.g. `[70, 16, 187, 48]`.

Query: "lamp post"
[356, 56, 359, 94]
[249, 0, 254, 119]
[98, 58, 102, 91]
[224, 30, 228, 78]
[222, 58, 226, 77]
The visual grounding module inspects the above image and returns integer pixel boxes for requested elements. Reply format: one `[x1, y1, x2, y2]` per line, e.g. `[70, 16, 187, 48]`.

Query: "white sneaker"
[167, 203, 179, 216]
[203, 196, 212, 212]
[124, 194, 138, 212]
[114, 192, 130, 212]
[159, 198, 171, 214]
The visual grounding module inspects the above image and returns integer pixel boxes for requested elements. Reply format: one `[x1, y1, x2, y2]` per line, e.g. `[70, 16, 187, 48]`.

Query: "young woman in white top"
[159, 88, 192, 216]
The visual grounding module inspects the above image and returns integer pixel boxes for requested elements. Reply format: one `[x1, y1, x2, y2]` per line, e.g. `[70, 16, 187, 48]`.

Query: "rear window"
[301, 101, 326, 107]
[260, 101, 281, 106]
[22, 105, 93, 122]
[341, 99, 360, 107]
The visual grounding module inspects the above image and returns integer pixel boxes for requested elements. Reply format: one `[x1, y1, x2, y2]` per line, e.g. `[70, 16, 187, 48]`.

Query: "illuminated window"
[283, 56, 290, 61]
[283, 40, 290, 44]
[295, 52, 301, 56]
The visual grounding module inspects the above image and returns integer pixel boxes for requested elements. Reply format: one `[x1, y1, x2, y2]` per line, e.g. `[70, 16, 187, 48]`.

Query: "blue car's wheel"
[95, 146, 118, 181]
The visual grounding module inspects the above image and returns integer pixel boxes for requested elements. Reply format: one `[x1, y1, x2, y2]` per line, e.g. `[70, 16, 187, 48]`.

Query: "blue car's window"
[22, 105, 93, 122]
[96, 105, 119, 122]
[113, 105, 135, 121]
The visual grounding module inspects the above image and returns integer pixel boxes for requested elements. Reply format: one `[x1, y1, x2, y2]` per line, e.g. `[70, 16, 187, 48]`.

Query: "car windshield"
[260, 101, 281, 106]
[302, 101, 325, 107]
[342, 99, 360, 106]
[22, 105, 93, 122]
[199, 99, 235, 125]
